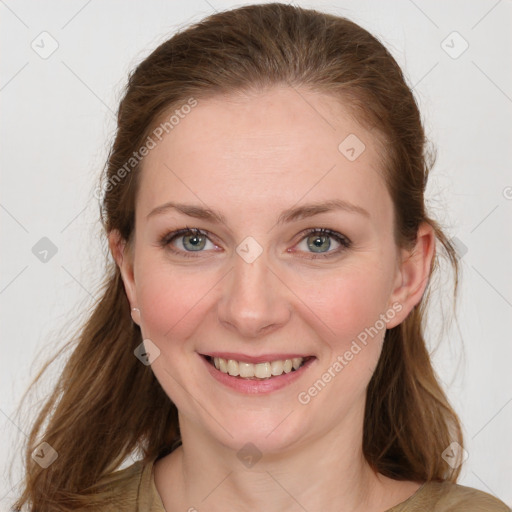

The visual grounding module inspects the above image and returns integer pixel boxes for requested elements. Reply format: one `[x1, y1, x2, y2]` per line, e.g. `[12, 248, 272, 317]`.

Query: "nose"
[217, 249, 292, 338]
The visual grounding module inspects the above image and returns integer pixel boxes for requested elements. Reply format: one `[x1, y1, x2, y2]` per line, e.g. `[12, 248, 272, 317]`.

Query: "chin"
[212, 414, 308, 457]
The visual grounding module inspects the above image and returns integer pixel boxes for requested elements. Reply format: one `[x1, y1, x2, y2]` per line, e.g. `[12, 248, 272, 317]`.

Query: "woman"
[12, 3, 510, 511]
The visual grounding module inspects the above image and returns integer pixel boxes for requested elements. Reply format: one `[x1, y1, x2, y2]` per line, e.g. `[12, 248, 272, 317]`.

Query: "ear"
[385, 222, 436, 329]
[108, 229, 139, 323]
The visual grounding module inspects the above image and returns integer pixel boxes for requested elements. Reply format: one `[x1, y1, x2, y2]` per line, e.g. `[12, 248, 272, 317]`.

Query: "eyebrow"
[146, 199, 370, 225]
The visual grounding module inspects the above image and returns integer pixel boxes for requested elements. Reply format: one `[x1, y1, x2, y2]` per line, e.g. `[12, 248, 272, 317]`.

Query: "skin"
[109, 85, 435, 512]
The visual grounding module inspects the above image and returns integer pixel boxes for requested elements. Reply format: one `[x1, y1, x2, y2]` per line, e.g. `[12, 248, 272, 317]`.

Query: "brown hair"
[12, 3, 462, 510]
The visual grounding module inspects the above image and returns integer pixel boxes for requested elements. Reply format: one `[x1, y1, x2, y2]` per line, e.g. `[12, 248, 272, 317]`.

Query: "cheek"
[300, 265, 391, 341]
[292, 263, 391, 390]
[134, 259, 214, 343]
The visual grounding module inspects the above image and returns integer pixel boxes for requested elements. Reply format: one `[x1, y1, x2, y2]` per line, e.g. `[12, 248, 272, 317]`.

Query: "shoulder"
[405, 480, 511, 511]
[75, 457, 163, 511]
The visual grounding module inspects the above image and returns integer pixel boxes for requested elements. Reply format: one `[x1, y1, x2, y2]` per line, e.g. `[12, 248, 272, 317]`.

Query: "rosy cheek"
[136, 269, 210, 340]
[327, 273, 378, 316]
[309, 275, 387, 358]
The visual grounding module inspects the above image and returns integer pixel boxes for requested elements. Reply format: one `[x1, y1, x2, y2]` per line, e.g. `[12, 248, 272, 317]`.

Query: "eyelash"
[158, 226, 352, 260]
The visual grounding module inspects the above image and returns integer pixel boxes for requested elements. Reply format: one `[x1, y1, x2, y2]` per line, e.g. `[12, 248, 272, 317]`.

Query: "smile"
[206, 355, 312, 379]
[199, 353, 316, 394]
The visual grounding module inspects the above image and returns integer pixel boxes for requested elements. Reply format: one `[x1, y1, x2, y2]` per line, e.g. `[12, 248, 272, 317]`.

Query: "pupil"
[185, 233, 204, 251]
[309, 235, 329, 252]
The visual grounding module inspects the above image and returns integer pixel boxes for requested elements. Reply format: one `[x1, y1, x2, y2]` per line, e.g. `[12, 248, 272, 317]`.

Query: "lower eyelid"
[293, 236, 350, 258]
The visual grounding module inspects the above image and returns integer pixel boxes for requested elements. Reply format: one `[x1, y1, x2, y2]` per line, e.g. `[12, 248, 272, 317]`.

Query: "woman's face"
[111, 86, 427, 454]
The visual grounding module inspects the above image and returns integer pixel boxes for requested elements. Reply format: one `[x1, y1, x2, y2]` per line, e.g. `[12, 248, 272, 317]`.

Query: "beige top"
[89, 456, 511, 511]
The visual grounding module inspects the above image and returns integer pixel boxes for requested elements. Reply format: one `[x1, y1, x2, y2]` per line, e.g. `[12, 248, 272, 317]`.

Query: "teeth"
[213, 357, 304, 379]
[239, 362, 254, 378]
[270, 360, 284, 376]
[254, 362, 271, 378]
[211, 356, 306, 379]
[227, 359, 239, 376]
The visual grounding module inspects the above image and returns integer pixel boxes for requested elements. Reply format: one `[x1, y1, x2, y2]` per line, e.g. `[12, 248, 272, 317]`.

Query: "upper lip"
[201, 352, 314, 364]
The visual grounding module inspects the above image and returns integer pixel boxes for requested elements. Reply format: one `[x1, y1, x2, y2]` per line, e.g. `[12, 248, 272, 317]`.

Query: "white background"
[1, 0, 511, 509]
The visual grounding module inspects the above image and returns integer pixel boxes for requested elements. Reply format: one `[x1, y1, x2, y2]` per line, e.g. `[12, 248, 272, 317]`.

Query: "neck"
[154, 409, 402, 512]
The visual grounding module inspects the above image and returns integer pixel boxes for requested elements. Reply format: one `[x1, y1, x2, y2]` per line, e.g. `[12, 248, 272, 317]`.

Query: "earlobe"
[386, 223, 436, 329]
[130, 307, 141, 325]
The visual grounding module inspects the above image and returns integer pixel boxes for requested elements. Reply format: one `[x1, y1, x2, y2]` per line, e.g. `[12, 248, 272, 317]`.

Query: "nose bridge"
[217, 243, 290, 337]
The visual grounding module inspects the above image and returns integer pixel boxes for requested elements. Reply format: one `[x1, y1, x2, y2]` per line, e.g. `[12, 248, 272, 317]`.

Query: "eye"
[159, 227, 217, 258]
[158, 226, 351, 259]
[293, 228, 351, 259]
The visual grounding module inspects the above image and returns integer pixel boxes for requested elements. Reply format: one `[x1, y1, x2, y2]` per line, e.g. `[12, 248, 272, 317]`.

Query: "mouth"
[201, 354, 315, 380]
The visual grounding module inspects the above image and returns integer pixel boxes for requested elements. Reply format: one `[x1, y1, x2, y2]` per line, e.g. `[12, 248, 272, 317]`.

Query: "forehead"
[137, 86, 392, 229]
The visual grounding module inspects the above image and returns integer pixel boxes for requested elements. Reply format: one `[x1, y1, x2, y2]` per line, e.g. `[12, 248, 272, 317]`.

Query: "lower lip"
[199, 354, 316, 394]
